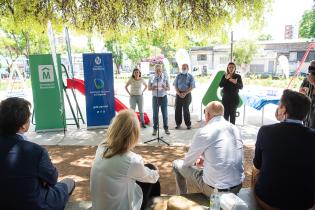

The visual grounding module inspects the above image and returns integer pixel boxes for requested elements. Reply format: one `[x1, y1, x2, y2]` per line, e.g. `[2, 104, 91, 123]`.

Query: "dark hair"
[0, 97, 31, 135]
[280, 89, 311, 120]
[131, 68, 141, 78]
[226, 62, 236, 74]
[308, 66, 315, 76]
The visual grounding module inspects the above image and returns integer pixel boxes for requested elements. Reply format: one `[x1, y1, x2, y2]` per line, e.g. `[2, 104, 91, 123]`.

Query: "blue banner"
[83, 53, 115, 128]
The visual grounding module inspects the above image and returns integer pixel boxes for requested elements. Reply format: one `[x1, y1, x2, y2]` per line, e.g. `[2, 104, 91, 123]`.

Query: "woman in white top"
[125, 68, 148, 128]
[90, 110, 160, 210]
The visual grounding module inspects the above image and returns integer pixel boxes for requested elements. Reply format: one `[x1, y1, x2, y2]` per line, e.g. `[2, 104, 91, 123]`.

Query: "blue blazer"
[0, 134, 68, 210]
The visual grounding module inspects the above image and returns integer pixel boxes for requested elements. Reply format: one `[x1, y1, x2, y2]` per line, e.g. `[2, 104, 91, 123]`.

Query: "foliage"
[0, 16, 50, 71]
[243, 76, 303, 89]
[299, 8, 315, 38]
[123, 36, 150, 65]
[258, 34, 272, 41]
[0, 0, 271, 39]
[104, 39, 123, 74]
[233, 39, 258, 74]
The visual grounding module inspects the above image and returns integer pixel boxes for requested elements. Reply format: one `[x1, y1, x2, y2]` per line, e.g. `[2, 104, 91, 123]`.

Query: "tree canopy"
[299, 8, 315, 38]
[233, 39, 258, 74]
[1, 0, 270, 37]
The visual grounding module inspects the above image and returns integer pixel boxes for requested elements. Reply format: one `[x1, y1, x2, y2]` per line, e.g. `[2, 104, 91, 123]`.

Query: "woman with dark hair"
[90, 110, 160, 210]
[125, 68, 148, 128]
[219, 62, 243, 124]
[0, 97, 75, 210]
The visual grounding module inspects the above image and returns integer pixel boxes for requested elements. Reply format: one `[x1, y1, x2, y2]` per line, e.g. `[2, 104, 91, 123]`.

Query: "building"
[189, 39, 315, 77]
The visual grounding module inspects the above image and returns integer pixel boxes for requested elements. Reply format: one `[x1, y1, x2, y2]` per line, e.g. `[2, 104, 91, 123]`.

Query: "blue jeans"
[152, 95, 168, 130]
[130, 95, 144, 124]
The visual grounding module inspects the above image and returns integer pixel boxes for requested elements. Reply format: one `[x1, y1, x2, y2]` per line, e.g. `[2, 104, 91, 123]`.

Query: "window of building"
[197, 54, 207, 61]
[297, 51, 315, 62]
[289, 52, 297, 61]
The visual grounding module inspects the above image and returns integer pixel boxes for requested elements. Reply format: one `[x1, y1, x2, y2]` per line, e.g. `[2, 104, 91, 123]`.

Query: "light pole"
[230, 31, 233, 62]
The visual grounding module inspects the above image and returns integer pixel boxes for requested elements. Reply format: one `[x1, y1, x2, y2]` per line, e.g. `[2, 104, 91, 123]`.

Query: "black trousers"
[222, 96, 239, 125]
[136, 163, 161, 210]
[305, 104, 315, 128]
[175, 93, 192, 127]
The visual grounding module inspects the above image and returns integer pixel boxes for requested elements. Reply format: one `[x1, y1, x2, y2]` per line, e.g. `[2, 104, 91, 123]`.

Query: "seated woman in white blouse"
[90, 110, 160, 210]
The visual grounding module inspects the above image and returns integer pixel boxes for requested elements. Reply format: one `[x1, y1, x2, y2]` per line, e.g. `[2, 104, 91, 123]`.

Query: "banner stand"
[83, 53, 115, 128]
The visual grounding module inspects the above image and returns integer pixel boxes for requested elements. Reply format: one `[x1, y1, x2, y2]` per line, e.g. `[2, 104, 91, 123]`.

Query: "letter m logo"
[38, 65, 54, 82]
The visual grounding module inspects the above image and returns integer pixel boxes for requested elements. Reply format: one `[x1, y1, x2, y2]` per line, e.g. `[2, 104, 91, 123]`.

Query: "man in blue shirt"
[173, 64, 196, 129]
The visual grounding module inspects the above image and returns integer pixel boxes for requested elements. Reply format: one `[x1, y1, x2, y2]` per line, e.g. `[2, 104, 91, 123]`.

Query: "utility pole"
[230, 31, 233, 62]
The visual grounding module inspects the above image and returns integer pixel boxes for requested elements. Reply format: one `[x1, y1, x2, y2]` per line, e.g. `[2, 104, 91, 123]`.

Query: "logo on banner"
[38, 65, 54, 82]
[95, 56, 101, 65]
[94, 79, 104, 89]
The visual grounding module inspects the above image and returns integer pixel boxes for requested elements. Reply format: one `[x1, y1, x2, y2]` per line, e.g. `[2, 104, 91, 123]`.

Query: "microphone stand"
[144, 74, 169, 146]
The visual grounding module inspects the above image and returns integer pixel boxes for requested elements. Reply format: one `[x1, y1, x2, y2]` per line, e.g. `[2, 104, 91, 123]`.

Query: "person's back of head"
[308, 60, 315, 75]
[102, 109, 140, 158]
[281, 89, 311, 121]
[207, 101, 224, 116]
[0, 97, 31, 135]
[204, 101, 224, 122]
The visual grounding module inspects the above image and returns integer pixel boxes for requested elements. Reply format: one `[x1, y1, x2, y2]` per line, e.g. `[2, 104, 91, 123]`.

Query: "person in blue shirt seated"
[254, 89, 315, 210]
[0, 97, 75, 210]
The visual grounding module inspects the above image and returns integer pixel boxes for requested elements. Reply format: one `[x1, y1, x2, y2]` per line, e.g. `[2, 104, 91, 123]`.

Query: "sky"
[235, 0, 314, 40]
[264, 0, 313, 40]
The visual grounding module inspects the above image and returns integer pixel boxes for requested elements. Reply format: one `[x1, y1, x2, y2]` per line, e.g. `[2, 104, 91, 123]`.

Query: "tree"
[0, 17, 50, 73]
[1, 0, 271, 39]
[299, 8, 315, 38]
[258, 34, 272, 41]
[104, 39, 123, 74]
[233, 39, 258, 75]
[123, 37, 150, 65]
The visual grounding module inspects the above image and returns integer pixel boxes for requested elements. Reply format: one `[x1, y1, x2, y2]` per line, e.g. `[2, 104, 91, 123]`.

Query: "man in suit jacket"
[0, 97, 75, 210]
[253, 89, 315, 210]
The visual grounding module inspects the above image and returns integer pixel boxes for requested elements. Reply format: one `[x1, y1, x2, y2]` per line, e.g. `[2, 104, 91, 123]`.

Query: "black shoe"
[152, 129, 157, 136]
[187, 126, 191, 130]
[175, 125, 180, 129]
[141, 123, 146, 128]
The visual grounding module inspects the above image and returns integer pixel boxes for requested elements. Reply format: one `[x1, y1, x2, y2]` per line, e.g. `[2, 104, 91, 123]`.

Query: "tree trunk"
[115, 63, 120, 74]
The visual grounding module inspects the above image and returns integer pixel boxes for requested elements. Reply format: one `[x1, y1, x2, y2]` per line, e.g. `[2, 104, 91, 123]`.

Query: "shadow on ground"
[46, 145, 255, 201]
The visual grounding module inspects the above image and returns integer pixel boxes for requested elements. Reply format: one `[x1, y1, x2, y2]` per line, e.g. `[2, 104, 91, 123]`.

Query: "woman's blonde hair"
[102, 110, 140, 158]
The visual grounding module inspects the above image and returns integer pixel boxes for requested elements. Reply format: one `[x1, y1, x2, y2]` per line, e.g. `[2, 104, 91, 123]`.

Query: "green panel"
[202, 70, 243, 107]
[29, 54, 66, 131]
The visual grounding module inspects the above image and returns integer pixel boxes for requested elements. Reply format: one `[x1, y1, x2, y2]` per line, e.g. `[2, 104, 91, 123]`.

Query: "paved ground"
[0, 79, 280, 147]
[0, 80, 281, 210]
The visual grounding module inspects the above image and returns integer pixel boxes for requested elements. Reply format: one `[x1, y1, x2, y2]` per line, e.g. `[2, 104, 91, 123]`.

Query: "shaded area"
[45, 145, 254, 201]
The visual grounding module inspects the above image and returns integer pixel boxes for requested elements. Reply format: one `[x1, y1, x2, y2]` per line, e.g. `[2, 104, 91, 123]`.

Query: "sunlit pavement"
[0, 80, 279, 147]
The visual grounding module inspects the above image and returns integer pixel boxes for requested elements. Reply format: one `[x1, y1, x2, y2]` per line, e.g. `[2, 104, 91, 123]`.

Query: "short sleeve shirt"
[126, 78, 146, 96]
[173, 73, 196, 92]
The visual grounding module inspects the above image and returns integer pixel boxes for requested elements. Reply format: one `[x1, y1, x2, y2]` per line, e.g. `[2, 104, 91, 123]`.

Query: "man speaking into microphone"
[148, 64, 170, 135]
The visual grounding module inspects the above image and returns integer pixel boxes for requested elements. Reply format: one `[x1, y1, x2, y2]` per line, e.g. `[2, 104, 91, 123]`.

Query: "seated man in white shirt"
[172, 101, 244, 196]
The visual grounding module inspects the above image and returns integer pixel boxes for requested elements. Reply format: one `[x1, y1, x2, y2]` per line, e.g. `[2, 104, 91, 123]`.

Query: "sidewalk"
[1, 81, 279, 147]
